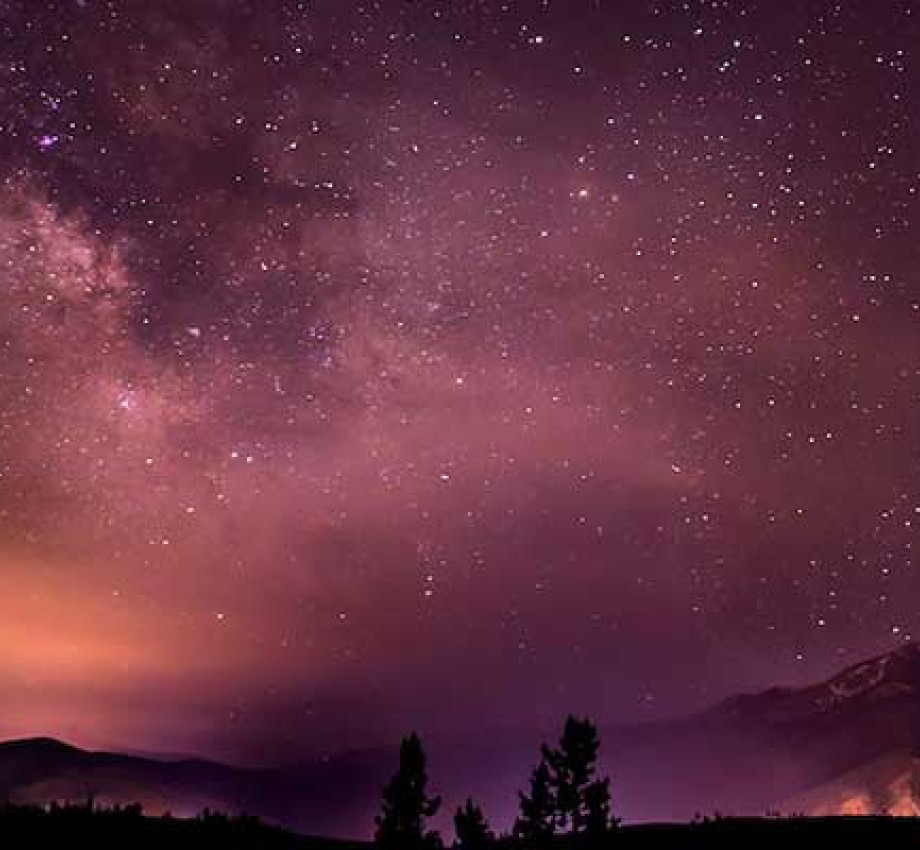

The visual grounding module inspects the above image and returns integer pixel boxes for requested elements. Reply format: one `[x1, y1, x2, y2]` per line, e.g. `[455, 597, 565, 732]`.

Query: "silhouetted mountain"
[0, 738, 390, 838]
[601, 642, 920, 821]
[710, 642, 920, 725]
[4, 644, 920, 837]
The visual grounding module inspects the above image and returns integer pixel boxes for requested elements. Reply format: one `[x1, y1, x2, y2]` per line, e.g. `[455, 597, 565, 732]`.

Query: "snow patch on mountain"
[827, 656, 891, 701]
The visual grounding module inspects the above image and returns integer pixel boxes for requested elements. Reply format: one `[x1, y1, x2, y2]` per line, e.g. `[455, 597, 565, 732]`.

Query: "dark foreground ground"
[3, 806, 920, 849]
[611, 816, 920, 848]
[0, 805, 365, 850]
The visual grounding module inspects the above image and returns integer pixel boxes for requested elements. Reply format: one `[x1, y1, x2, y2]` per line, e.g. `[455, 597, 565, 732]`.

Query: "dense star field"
[0, 0, 917, 763]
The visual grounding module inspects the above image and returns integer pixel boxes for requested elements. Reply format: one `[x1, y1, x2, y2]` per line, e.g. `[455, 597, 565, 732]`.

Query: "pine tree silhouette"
[374, 733, 442, 850]
[584, 777, 618, 838]
[453, 798, 493, 850]
[514, 759, 556, 846]
[542, 715, 613, 835]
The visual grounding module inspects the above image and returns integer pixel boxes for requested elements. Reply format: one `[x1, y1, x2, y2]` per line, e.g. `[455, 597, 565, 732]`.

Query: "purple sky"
[0, 0, 918, 764]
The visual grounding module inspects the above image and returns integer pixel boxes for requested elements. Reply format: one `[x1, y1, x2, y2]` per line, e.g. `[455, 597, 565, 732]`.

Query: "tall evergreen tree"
[453, 799, 493, 850]
[514, 759, 556, 845]
[375, 733, 442, 850]
[541, 715, 611, 834]
[584, 777, 617, 838]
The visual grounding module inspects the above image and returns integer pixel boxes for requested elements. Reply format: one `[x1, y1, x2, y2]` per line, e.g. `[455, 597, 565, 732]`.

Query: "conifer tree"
[453, 798, 493, 850]
[541, 715, 612, 834]
[584, 777, 618, 838]
[514, 759, 555, 845]
[375, 733, 442, 850]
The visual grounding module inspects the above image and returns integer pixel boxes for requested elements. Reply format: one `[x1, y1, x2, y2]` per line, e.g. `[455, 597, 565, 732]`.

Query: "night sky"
[0, 0, 918, 764]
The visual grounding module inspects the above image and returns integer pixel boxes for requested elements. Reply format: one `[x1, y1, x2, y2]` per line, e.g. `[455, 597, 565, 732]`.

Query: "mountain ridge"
[706, 643, 920, 726]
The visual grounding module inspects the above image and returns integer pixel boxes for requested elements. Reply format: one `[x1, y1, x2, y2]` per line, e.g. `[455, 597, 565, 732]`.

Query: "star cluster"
[0, 0, 918, 760]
